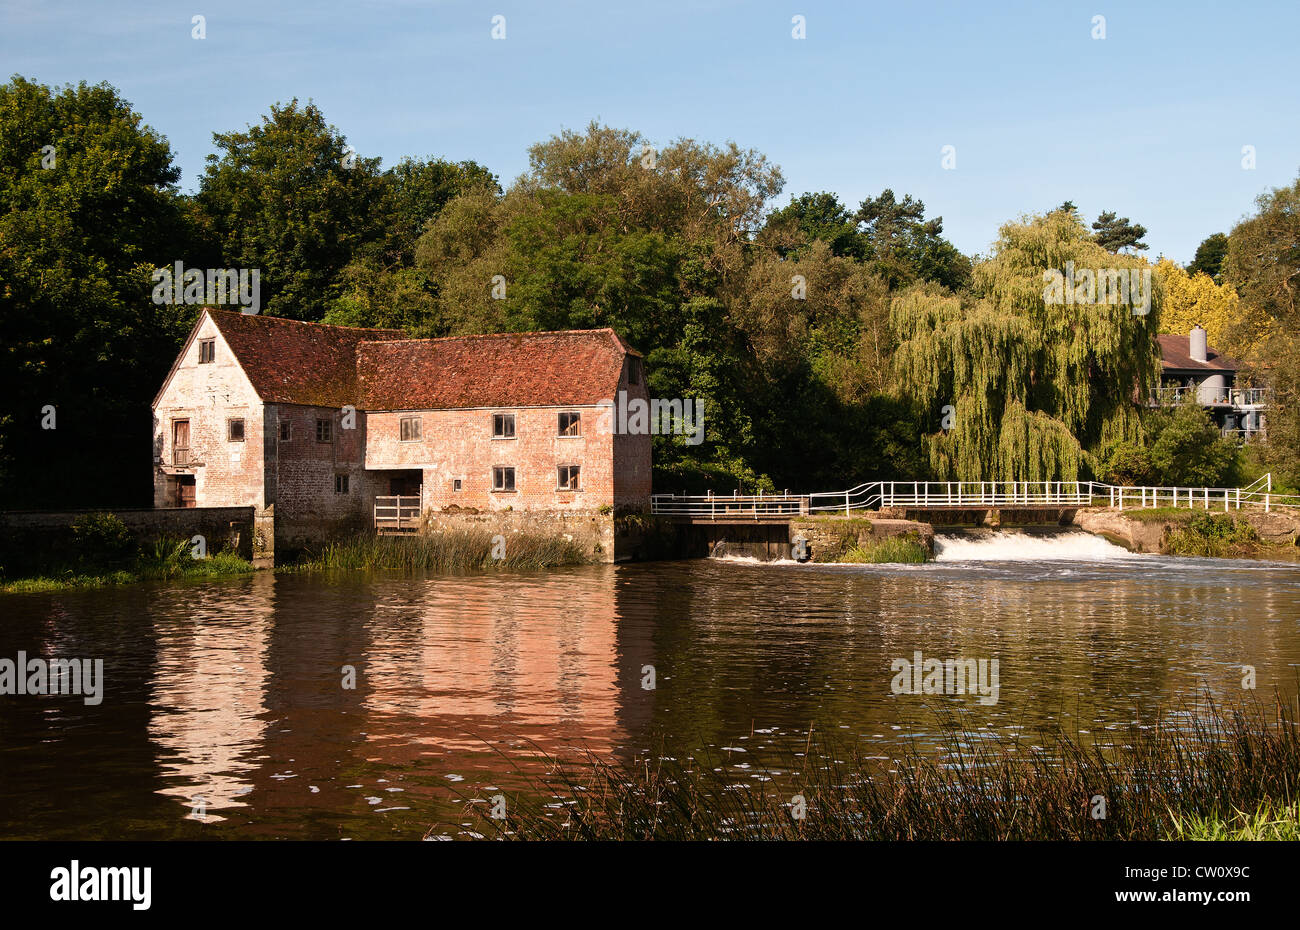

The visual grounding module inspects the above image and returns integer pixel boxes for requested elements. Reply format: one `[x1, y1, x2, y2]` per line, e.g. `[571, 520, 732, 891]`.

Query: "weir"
[652, 475, 1299, 562]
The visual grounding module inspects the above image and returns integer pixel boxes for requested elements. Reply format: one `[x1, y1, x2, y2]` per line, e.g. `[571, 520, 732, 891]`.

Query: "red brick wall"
[366, 405, 615, 511]
[612, 359, 653, 511]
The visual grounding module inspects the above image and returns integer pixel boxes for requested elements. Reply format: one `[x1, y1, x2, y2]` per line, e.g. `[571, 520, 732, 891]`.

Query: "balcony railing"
[1150, 386, 1270, 407]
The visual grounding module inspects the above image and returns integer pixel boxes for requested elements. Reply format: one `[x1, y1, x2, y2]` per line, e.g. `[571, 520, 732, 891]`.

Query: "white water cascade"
[933, 530, 1135, 562]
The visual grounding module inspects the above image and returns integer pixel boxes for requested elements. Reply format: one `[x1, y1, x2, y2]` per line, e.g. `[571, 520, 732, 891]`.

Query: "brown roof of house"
[207, 309, 403, 407]
[1157, 334, 1239, 372]
[197, 310, 637, 409]
[357, 329, 632, 410]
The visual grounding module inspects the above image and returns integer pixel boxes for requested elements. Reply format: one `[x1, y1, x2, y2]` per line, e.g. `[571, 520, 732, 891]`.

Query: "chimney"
[1189, 325, 1208, 363]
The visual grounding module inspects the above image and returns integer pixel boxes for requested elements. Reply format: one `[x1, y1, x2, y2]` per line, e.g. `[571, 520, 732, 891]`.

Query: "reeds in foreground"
[447, 689, 1300, 840]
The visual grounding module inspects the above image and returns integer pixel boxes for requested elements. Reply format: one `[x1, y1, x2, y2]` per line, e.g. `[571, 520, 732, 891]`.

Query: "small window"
[558, 465, 581, 491]
[493, 413, 515, 439]
[198, 339, 216, 364]
[227, 418, 245, 442]
[316, 418, 333, 443]
[627, 359, 640, 386]
[400, 415, 423, 442]
[334, 474, 350, 494]
[492, 466, 516, 492]
[279, 421, 292, 442]
[452, 478, 463, 492]
[559, 412, 581, 436]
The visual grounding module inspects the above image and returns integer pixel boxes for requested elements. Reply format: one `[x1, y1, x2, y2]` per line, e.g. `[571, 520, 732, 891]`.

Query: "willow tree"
[891, 211, 1162, 481]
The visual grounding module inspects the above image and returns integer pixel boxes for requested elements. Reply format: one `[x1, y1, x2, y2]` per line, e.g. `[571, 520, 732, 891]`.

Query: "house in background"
[152, 309, 652, 563]
[1152, 324, 1268, 440]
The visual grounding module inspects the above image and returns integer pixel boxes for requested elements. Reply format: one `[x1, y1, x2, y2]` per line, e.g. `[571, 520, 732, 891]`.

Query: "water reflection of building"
[147, 573, 274, 820]
[360, 570, 630, 758]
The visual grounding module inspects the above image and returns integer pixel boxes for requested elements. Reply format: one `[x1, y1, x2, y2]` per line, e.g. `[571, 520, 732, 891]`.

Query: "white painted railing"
[650, 474, 1300, 518]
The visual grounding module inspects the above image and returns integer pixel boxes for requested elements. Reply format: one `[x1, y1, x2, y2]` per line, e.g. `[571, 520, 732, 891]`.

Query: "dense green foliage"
[0, 77, 195, 506]
[1187, 232, 1228, 281]
[1164, 513, 1260, 558]
[2, 76, 1292, 506]
[1222, 176, 1300, 490]
[1097, 403, 1241, 487]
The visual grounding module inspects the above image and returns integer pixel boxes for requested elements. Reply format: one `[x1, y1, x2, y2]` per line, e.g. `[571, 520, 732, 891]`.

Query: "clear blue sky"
[5, 0, 1298, 263]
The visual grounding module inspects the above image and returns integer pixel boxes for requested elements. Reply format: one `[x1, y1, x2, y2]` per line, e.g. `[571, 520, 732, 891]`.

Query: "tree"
[762, 192, 864, 259]
[322, 157, 499, 329]
[1224, 176, 1300, 331]
[375, 156, 498, 266]
[891, 211, 1161, 481]
[854, 189, 971, 290]
[1244, 333, 1300, 490]
[195, 100, 389, 320]
[1187, 232, 1228, 281]
[1154, 258, 1274, 359]
[1223, 172, 1300, 487]
[0, 76, 193, 507]
[1092, 210, 1149, 253]
[1146, 403, 1240, 487]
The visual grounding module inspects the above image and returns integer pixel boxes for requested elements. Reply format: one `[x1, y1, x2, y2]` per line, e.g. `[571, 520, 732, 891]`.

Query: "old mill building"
[152, 309, 652, 563]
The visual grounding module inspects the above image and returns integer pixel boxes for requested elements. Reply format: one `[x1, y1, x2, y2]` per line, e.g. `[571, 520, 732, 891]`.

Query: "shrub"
[1165, 513, 1258, 557]
[840, 533, 930, 564]
[70, 512, 133, 566]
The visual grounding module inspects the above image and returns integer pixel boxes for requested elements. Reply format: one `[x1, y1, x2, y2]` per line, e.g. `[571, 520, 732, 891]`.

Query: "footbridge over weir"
[653, 476, 1293, 523]
[651, 477, 1297, 559]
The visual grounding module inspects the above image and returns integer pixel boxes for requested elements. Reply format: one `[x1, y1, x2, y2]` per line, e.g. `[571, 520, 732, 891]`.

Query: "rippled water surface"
[2, 550, 1299, 839]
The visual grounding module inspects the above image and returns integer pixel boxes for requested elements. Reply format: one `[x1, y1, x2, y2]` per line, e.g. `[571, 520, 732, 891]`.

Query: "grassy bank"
[452, 690, 1300, 840]
[1163, 513, 1261, 557]
[294, 530, 588, 573]
[839, 534, 931, 564]
[1119, 506, 1200, 524]
[2, 537, 253, 594]
[1168, 802, 1300, 840]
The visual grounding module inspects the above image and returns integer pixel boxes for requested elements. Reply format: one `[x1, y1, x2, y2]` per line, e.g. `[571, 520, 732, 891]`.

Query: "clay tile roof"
[207, 309, 403, 406]
[1157, 334, 1240, 372]
[357, 329, 632, 410]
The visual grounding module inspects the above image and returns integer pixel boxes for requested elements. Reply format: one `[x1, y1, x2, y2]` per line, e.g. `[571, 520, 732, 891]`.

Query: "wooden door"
[176, 476, 196, 508]
[173, 419, 190, 465]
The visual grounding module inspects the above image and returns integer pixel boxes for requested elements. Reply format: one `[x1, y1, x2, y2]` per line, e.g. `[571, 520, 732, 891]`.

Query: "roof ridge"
[205, 307, 403, 335]
[357, 327, 619, 346]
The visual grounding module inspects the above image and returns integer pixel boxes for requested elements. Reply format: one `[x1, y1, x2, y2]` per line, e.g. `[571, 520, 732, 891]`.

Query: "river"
[2, 532, 1298, 839]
